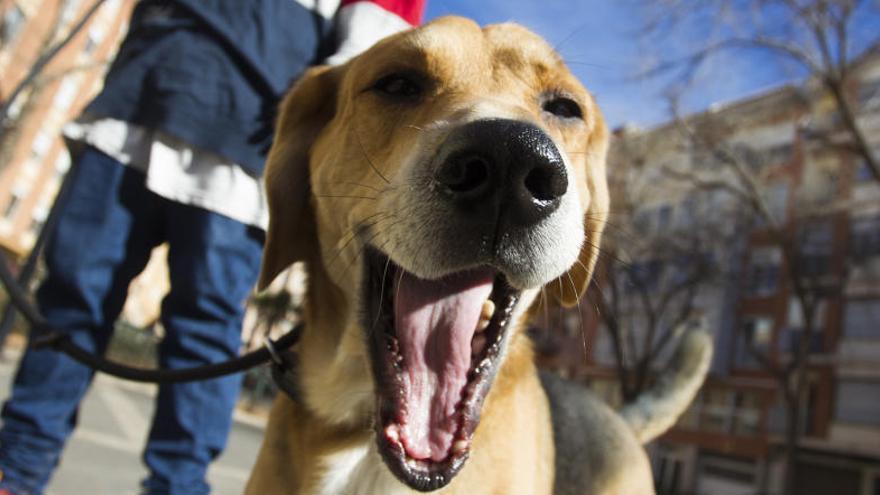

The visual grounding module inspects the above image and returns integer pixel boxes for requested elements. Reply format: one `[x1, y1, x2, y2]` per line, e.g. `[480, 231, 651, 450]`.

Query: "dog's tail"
[620, 330, 713, 444]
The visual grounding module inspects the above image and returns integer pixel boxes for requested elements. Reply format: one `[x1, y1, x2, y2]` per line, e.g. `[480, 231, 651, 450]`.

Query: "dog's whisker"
[335, 181, 388, 193]
[314, 194, 379, 201]
[394, 262, 405, 318]
[354, 125, 391, 184]
[541, 286, 550, 341]
[326, 212, 396, 268]
[340, 218, 404, 277]
[581, 240, 634, 271]
[565, 271, 588, 365]
[373, 256, 394, 331]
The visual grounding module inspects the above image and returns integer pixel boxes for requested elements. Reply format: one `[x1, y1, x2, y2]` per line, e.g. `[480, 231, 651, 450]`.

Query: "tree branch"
[0, 0, 108, 139]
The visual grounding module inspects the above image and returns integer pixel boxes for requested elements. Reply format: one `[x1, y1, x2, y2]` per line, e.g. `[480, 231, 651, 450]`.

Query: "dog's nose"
[434, 119, 568, 225]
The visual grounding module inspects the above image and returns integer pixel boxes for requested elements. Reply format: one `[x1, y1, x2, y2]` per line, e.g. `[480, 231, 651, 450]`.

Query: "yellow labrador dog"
[247, 16, 711, 495]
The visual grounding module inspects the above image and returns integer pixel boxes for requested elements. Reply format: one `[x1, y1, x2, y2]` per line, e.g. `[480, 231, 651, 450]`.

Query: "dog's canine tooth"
[452, 440, 468, 454]
[385, 424, 400, 444]
[476, 299, 495, 332]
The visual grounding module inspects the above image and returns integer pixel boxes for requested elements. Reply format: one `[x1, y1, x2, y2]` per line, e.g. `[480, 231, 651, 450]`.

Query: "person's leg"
[140, 204, 262, 495]
[0, 147, 163, 494]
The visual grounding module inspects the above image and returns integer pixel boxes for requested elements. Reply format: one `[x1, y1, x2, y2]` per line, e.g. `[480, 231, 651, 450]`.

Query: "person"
[0, 0, 425, 494]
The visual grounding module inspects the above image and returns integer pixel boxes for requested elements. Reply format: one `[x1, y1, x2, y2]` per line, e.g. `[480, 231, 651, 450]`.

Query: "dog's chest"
[316, 444, 411, 495]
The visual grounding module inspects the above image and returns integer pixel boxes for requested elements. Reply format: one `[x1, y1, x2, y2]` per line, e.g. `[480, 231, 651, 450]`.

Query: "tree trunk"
[782, 385, 800, 495]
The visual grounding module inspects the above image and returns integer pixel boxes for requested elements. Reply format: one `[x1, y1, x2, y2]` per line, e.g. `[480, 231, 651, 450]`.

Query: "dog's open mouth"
[363, 247, 520, 491]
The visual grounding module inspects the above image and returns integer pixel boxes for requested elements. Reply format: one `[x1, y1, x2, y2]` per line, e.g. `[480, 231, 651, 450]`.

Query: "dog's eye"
[372, 74, 422, 100]
[542, 97, 583, 120]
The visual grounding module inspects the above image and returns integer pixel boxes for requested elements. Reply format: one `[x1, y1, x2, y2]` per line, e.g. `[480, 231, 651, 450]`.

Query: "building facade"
[534, 51, 880, 495]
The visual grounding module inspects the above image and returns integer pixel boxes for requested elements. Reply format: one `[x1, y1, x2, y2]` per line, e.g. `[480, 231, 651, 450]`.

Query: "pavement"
[0, 348, 268, 495]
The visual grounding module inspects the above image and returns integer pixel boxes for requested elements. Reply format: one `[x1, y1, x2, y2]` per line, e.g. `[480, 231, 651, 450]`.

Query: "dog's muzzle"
[433, 119, 568, 227]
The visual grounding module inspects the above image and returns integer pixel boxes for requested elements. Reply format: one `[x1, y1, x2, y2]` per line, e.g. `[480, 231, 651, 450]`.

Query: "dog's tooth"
[452, 440, 468, 454]
[476, 300, 494, 332]
[482, 299, 495, 318]
[385, 424, 400, 443]
[406, 458, 419, 470]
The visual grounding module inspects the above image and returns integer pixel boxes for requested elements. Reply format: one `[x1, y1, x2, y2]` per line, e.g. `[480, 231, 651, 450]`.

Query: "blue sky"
[424, 0, 878, 129]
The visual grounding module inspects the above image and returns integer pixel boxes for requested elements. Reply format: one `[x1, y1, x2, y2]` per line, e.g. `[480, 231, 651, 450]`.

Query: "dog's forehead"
[355, 16, 582, 94]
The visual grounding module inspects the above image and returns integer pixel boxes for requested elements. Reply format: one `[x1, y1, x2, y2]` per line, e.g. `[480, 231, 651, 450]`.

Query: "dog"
[246, 16, 711, 495]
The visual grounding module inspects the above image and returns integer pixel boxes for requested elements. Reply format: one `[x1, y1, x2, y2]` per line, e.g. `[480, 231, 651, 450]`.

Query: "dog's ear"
[545, 114, 610, 308]
[258, 65, 340, 290]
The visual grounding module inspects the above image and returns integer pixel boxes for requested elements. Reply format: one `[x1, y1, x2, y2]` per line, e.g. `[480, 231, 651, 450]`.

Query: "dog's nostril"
[523, 163, 568, 202]
[438, 155, 491, 193]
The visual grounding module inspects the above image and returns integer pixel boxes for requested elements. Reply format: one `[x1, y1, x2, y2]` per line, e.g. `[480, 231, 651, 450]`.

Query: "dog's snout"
[435, 119, 568, 225]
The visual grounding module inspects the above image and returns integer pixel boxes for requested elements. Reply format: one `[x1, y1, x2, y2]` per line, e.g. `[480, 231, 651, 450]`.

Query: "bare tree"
[660, 97, 852, 495]
[639, 0, 880, 184]
[0, 0, 108, 170]
[579, 128, 732, 404]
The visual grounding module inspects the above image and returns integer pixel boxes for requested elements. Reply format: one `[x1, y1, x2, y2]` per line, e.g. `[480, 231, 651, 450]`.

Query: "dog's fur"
[246, 17, 711, 495]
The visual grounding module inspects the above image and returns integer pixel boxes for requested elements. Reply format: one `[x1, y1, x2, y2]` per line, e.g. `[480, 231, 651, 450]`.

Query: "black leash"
[0, 248, 302, 383]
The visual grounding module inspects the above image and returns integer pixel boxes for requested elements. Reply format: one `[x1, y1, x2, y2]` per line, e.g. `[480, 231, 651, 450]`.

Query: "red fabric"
[340, 0, 426, 26]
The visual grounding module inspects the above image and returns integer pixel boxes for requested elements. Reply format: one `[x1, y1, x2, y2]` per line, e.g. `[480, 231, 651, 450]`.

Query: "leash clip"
[263, 335, 284, 367]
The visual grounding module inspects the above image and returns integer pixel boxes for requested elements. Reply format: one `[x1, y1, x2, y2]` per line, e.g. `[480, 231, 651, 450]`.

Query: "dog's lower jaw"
[246, 331, 556, 495]
[293, 264, 378, 427]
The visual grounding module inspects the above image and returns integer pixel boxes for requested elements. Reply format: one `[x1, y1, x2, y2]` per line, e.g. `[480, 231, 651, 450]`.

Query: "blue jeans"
[0, 147, 264, 494]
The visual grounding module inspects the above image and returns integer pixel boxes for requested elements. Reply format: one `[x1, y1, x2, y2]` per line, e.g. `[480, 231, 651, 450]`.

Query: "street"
[0, 350, 266, 495]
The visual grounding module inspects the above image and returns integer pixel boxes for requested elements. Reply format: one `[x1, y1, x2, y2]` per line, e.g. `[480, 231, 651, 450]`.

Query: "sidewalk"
[0, 342, 267, 494]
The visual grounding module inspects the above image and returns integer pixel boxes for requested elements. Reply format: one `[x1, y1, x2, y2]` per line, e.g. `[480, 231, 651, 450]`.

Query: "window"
[858, 78, 880, 109]
[798, 221, 833, 277]
[793, 461, 862, 495]
[55, 152, 71, 175]
[731, 391, 762, 436]
[626, 259, 664, 292]
[760, 182, 789, 226]
[761, 144, 793, 166]
[834, 380, 880, 425]
[854, 159, 875, 183]
[843, 299, 880, 339]
[787, 297, 827, 329]
[699, 454, 757, 493]
[30, 130, 53, 161]
[700, 388, 734, 433]
[60, 0, 81, 25]
[676, 197, 697, 229]
[1, 5, 25, 45]
[4, 191, 22, 219]
[29, 215, 46, 235]
[83, 25, 104, 55]
[745, 247, 781, 296]
[632, 209, 651, 232]
[735, 316, 774, 369]
[851, 214, 880, 260]
[52, 77, 81, 114]
[783, 297, 826, 354]
[654, 452, 684, 494]
[656, 204, 672, 231]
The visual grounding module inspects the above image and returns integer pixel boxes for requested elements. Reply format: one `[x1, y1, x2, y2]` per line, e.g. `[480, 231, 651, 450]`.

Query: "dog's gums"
[363, 247, 520, 491]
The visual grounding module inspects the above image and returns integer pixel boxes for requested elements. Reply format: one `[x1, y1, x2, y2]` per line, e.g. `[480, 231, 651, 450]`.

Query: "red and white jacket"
[322, 0, 427, 64]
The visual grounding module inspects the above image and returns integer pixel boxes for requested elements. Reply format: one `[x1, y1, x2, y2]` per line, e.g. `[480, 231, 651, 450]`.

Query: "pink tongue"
[394, 269, 494, 462]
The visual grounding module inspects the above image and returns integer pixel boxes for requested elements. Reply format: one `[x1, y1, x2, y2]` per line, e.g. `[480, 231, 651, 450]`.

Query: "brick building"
[535, 51, 880, 494]
[0, 0, 174, 327]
